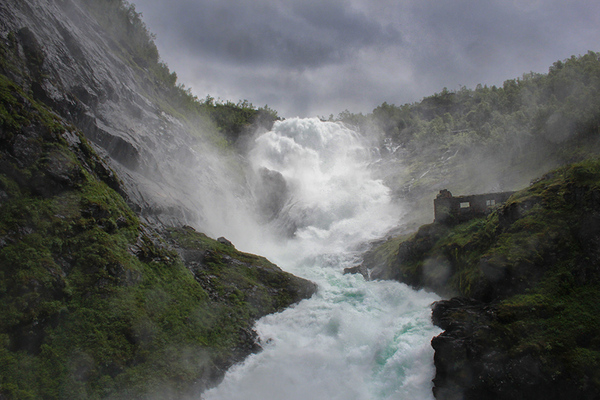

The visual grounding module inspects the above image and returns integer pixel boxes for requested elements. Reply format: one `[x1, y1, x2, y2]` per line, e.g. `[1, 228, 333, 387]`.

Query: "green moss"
[366, 236, 405, 269]
[492, 282, 600, 388]
[392, 157, 600, 392]
[0, 73, 312, 399]
[165, 226, 314, 315]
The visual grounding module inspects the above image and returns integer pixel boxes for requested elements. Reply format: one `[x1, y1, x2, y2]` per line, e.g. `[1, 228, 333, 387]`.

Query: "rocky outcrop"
[0, 0, 256, 228]
[430, 297, 599, 400]
[357, 160, 600, 399]
[165, 225, 317, 385]
[431, 298, 500, 400]
[0, 72, 316, 398]
[168, 225, 318, 313]
[255, 167, 290, 222]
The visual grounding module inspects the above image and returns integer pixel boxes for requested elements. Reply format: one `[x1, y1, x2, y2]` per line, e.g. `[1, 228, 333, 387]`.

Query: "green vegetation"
[0, 73, 313, 399]
[369, 158, 600, 393]
[78, 0, 279, 146]
[79, 0, 160, 70]
[338, 52, 600, 204]
[165, 226, 315, 319]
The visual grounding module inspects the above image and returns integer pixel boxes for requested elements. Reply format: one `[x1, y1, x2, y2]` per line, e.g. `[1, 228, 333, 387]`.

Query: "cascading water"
[202, 118, 440, 400]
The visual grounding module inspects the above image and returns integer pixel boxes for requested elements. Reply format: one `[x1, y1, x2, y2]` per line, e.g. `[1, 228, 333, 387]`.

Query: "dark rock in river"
[431, 296, 599, 400]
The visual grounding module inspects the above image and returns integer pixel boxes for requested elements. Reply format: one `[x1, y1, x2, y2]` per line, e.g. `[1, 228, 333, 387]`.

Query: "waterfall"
[202, 118, 440, 400]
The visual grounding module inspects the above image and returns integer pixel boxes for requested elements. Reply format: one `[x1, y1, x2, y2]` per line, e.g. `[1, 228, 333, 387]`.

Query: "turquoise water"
[203, 253, 440, 400]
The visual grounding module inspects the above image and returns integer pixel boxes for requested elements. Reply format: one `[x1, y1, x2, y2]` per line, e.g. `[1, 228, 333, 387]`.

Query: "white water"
[202, 118, 440, 400]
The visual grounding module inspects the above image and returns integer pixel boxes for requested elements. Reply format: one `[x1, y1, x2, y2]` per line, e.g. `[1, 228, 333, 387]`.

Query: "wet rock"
[0, 0, 217, 227]
[11, 134, 41, 167]
[430, 298, 589, 400]
[16, 27, 44, 76]
[255, 167, 289, 222]
[343, 264, 368, 277]
[431, 298, 506, 400]
[217, 237, 234, 247]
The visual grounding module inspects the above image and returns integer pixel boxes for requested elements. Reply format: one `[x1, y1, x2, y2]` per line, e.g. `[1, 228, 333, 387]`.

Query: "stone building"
[434, 189, 515, 224]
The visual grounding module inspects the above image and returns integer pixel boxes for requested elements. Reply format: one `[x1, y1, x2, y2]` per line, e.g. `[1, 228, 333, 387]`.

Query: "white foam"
[202, 118, 441, 400]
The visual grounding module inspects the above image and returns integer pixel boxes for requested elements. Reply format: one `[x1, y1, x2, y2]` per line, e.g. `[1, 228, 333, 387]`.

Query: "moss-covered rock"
[362, 159, 600, 399]
[0, 73, 315, 399]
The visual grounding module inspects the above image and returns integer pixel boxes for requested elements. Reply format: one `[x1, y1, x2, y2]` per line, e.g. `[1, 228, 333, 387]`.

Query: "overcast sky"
[130, 0, 599, 118]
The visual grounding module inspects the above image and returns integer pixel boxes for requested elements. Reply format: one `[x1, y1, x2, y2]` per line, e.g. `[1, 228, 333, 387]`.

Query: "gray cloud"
[137, 0, 401, 69]
[131, 0, 600, 118]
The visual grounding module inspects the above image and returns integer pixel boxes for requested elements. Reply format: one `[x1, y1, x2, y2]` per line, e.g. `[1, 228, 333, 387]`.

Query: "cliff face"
[0, 1, 315, 398]
[360, 160, 600, 399]
[0, 71, 316, 399]
[0, 0, 255, 229]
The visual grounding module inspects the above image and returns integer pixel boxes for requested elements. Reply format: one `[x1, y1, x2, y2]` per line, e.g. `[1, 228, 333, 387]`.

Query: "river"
[201, 118, 440, 400]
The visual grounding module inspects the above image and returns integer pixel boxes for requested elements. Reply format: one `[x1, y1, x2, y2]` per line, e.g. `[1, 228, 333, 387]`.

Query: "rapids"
[202, 118, 440, 400]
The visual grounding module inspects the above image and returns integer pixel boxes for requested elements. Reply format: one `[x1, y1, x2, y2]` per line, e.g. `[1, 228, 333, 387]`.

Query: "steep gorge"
[3, 0, 600, 399]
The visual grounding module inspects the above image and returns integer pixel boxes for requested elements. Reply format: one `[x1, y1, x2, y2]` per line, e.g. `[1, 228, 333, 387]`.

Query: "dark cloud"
[131, 0, 600, 117]
[135, 0, 401, 69]
[398, 0, 600, 87]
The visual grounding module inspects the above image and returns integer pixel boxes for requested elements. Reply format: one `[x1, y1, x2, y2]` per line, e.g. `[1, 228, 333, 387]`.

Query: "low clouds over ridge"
[131, 0, 600, 118]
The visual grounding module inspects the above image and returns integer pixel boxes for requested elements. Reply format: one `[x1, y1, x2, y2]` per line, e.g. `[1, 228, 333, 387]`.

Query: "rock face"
[0, 1, 316, 398]
[255, 167, 290, 222]
[430, 297, 600, 400]
[431, 298, 548, 400]
[169, 226, 318, 312]
[166, 225, 318, 382]
[431, 298, 499, 400]
[0, 0, 254, 229]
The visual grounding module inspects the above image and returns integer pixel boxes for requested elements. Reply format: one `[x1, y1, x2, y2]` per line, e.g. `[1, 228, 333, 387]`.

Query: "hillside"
[337, 51, 600, 224]
[3, 0, 600, 399]
[0, 73, 315, 398]
[0, 0, 315, 398]
[358, 159, 600, 399]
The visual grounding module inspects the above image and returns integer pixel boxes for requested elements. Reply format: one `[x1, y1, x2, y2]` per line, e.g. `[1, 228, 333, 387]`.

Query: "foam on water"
[202, 118, 440, 400]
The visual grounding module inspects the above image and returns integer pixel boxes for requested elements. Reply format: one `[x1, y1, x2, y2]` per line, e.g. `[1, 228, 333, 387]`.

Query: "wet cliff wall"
[0, 0, 273, 230]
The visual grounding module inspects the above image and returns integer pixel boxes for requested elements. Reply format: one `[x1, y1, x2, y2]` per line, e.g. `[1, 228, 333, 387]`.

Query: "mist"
[182, 117, 403, 259]
[4, 0, 599, 398]
[188, 118, 442, 400]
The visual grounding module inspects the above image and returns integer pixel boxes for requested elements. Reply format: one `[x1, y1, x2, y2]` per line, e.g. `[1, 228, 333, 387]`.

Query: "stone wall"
[434, 189, 515, 223]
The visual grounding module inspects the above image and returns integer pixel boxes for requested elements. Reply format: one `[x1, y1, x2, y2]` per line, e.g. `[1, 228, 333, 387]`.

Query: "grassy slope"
[0, 74, 314, 399]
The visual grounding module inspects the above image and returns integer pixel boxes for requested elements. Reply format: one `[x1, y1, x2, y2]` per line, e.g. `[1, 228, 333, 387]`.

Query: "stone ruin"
[434, 189, 515, 224]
